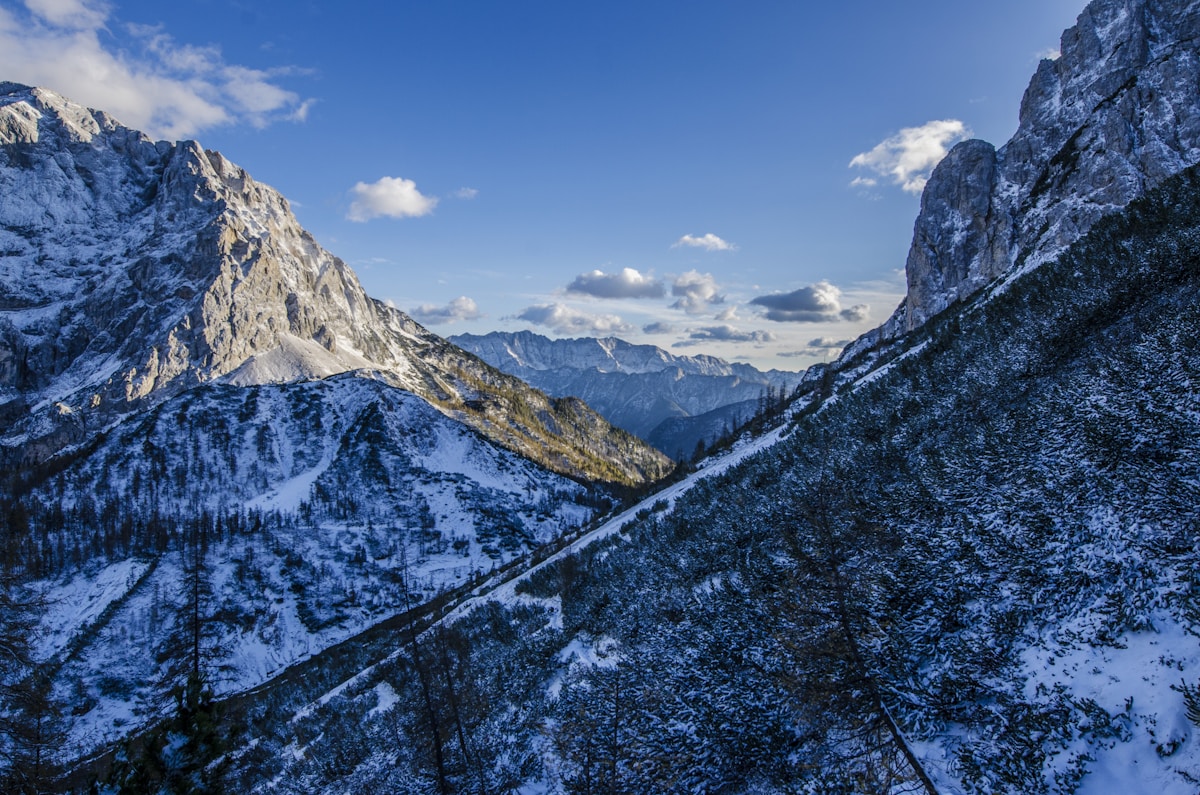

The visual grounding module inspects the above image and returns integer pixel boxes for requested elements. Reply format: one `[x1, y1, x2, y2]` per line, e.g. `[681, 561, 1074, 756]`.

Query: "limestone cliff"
[888, 0, 1200, 334]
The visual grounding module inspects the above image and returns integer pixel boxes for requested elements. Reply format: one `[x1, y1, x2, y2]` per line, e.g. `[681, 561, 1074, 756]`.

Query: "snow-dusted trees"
[0, 570, 62, 794]
[767, 470, 939, 794]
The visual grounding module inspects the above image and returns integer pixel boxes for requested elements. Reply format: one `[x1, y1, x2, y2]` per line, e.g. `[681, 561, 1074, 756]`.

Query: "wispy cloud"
[25, 0, 105, 28]
[566, 267, 664, 299]
[642, 321, 674, 335]
[0, 0, 312, 140]
[750, 280, 869, 323]
[849, 119, 970, 194]
[347, 176, 438, 222]
[452, 187, 479, 200]
[671, 271, 724, 314]
[673, 233, 736, 252]
[410, 296, 481, 325]
[515, 303, 632, 336]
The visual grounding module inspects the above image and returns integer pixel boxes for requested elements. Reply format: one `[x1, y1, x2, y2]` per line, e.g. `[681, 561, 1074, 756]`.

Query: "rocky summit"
[0, 83, 670, 485]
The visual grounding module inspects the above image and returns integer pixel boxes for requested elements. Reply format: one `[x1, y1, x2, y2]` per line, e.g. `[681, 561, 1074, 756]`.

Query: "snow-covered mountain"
[7, 0, 1200, 791]
[20, 373, 606, 757]
[116, 0, 1200, 792]
[0, 82, 669, 486]
[0, 80, 674, 785]
[450, 330, 803, 457]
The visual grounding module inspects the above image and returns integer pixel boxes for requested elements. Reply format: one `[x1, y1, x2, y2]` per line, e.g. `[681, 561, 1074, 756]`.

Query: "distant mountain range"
[450, 330, 803, 457]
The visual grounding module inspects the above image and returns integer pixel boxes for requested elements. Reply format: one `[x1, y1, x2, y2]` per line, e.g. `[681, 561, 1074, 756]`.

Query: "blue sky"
[0, 0, 1083, 369]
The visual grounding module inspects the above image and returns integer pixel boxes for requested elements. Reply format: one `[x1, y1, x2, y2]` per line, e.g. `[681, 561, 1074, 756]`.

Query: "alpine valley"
[3, 0, 1200, 793]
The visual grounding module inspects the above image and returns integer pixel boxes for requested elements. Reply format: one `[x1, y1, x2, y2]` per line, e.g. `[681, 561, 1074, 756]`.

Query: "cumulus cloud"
[566, 267, 664, 299]
[0, 1, 312, 140]
[849, 119, 970, 194]
[671, 271, 724, 314]
[673, 233, 736, 252]
[642, 321, 674, 335]
[805, 336, 852, 353]
[840, 303, 870, 322]
[515, 303, 632, 336]
[347, 177, 438, 222]
[673, 325, 776, 348]
[410, 296, 481, 325]
[750, 281, 869, 323]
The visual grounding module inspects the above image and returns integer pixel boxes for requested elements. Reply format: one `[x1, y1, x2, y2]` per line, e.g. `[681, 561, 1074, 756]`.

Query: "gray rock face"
[0, 85, 671, 484]
[901, 139, 1009, 331]
[894, 0, 1200, 333]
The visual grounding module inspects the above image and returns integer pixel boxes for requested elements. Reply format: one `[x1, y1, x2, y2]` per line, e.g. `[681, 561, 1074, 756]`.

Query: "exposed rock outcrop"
[890, 0, 1200, 334]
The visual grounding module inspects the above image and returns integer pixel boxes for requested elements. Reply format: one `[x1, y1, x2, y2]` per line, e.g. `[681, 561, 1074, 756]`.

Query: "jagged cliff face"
[0, 84, 670, 484]
[894, 0, 1200, 333]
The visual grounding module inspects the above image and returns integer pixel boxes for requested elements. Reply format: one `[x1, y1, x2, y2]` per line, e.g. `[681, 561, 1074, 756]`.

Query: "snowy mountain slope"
[451, 330, 802, 455]
[13, 370, 605, 760]
[135, 0, 1200, 788]
[0, 83, 670, 486]
[222, 153, 1200, 795]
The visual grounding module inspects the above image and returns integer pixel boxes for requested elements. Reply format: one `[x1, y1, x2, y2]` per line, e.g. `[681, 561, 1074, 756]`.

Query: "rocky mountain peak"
[891, 0, 1200, 334]
[0, 86, 671, 484]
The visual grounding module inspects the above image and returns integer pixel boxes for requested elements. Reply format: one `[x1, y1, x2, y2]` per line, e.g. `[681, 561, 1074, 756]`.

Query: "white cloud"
[410, 296, 481, 325]
[453, 187, 479, 200]
[849, 119, 970, 194]
[0, 2, 312, 140]
[24, 0, 106, 29]
[750, 280, 869, 323]
[347, 176, 438, 222]
[671, 270, 724, 314]
[673, 233, 736, 252]
[566, 267, 664, 299]
[515, 303, 632, 336]
[849, 176, 877, 188]
[1037, 47, 1062, 61]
